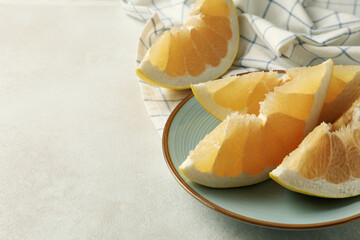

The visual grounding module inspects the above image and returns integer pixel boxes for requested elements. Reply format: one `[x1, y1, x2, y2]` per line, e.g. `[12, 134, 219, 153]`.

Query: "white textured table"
[0, 1, 359, 239]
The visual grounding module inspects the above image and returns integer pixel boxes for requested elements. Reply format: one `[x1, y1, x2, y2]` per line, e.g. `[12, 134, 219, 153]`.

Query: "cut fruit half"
[191, 71, 280, 121]
[179, 60, 334, 188]
[136, 0, 240, 89]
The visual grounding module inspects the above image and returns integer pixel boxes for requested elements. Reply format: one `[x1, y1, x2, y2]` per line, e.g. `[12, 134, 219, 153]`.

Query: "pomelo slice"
[191, 71, 280, 121]
[270, 121, 360, 198]
[136, 0, 240, 89]
[179, 113, 272, 188]
[271, 97, 360, 198]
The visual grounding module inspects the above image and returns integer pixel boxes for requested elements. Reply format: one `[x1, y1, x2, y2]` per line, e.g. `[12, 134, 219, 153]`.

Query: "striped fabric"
[121, 0, 360, 137]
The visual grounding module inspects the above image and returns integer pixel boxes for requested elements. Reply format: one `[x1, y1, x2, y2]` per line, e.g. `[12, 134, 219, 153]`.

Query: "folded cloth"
[121, 0, 360, 137]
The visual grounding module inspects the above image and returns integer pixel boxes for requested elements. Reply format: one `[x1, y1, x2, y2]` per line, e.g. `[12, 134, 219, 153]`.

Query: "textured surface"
[0, 1, 360, 239]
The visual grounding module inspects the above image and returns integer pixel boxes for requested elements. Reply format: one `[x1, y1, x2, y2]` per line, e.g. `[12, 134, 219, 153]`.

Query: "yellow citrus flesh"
[318, 65, 360, 123]
[211, 114, 266, 177]
[261, 120, 289, 167]
[299, 129, 331, 179]
[190, 117, 227, 172]
[177, 28, 206, 77]
[325, 133, 350, 184]
[348, 128, 360, 178]
[192, 0, 231, 17]
[211, 115, 249, 177]
[179, 60, 334, 188]
[261, 59, 334, 156]
[263, 113, 306, 157]
[214, 77, 258, 112]
[179, 113, 272, 188]
[136, 0, 240, 89]
[270, 100, 360, 198]
[191, 71, 279, 121]
[333, 98, 360, 130]
[242, 120, 267, 175]
[261, 61, 332, 122]
[165, 30, 187, 77]
[187, 24, 220, 67]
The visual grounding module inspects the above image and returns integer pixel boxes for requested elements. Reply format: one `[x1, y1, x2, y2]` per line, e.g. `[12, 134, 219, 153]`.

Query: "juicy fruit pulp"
[150, 0, 231, 76]
[136, 0, 240, 89]
[318, 65, 360, 124]
[270, 120, 360, 198]
[179, 113, 274, 188]
[191, 65, 360, 125]
[191, 71, 280, 121]
[268, 68, 360, 198]
[179, 60, 334, 188]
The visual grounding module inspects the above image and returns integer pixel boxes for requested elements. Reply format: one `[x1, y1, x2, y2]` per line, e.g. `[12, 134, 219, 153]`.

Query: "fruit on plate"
[180, 112, 273, 187]
[260, 59, 333, 165]
[192, 65, 360, 125]
[270, 99, 360, 198]
[179, 60, 334, 188]
[191, 71, 280, 121]
[136, 0, 240, 89]
[318, 65, 360, 124]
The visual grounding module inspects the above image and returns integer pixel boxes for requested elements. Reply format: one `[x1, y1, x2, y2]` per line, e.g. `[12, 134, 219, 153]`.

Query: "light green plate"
[163, 94, 360, 230]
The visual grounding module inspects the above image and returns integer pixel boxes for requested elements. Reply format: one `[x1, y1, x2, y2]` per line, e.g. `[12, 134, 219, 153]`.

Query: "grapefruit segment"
[270, 98, 360, 198]
[136, 0, 239, 89]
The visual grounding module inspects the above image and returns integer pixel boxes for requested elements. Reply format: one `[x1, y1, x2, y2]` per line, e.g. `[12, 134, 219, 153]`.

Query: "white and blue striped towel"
[122, 0, 360, 137]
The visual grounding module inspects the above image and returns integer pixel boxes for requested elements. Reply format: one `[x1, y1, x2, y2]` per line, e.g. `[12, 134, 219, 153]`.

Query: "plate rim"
[162, 71, 360, 230]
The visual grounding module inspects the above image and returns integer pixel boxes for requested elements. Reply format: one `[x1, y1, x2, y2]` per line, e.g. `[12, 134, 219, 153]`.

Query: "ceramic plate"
[163, 88, 360, 229]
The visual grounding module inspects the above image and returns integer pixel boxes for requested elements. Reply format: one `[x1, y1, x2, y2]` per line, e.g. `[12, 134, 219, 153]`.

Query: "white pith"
[180, 158, 275, 188]
[271, 166, 360, 198]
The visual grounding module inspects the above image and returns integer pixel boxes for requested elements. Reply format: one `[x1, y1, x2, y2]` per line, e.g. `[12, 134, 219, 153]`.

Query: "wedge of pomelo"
[136, 0, 240, 89]
[191, 71, 280, 121]
[179, 112, 272, 187]
[270, 108, 360, 198]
